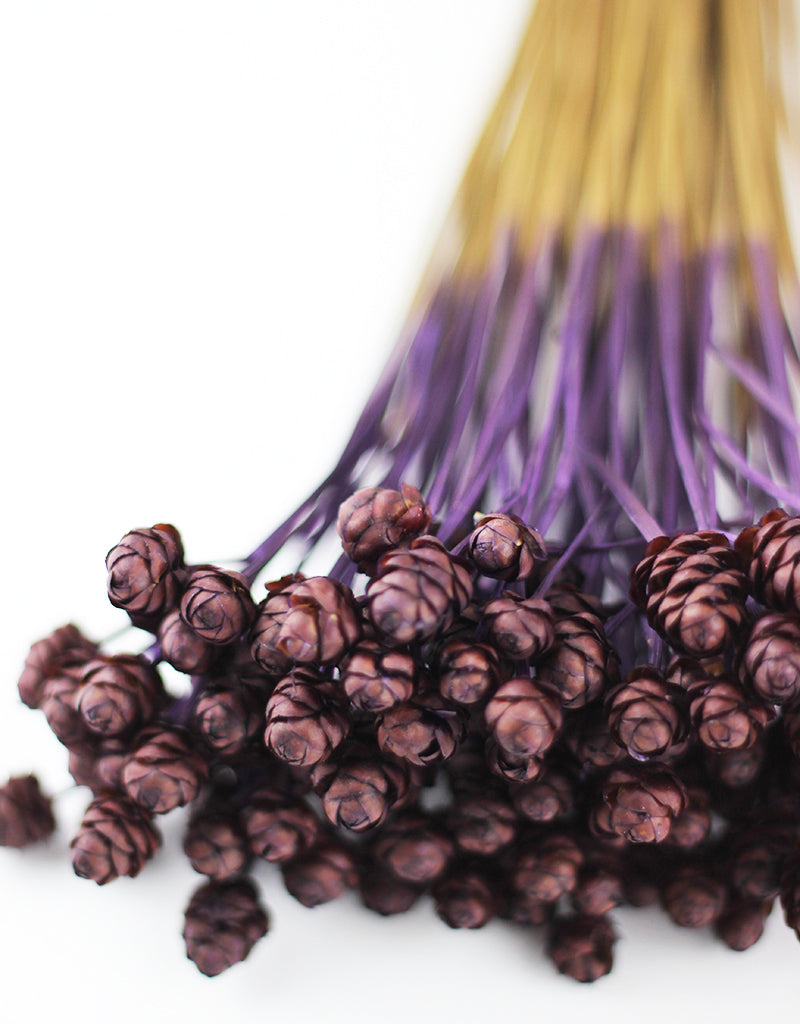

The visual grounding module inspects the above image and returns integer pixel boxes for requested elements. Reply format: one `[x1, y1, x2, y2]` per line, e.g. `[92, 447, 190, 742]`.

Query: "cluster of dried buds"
[4, 492, 800, 983]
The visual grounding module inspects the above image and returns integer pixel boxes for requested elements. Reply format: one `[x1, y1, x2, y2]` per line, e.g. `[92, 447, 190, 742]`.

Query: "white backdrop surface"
[1, 3, 799, 1022]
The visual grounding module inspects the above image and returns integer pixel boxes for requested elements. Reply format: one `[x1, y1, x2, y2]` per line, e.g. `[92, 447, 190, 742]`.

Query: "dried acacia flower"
[264, 669, 349, 767]
[122, 726, 208, 814]
[377, 693, 464, 766]
[548, 915, 615, 983]
[602, 765, 687, 844]
[339, 641, 416, 712]
[606, 666, 686, 760]
[106, 524, 185, 622]
[17, 623, 97, 710]
[337, 484, 431, 573]
[0, 775, 56, 848]
[181, 567, 256, 646]
[71, 794, 161, 884]
[467, 512, 546, 582]
[483, 593, 554, 661]
[484, 677, 562, 760]
[282, 840, 358, 907]
[740, 612, 800, 705]
[183, 879, 268, 977]
[76, 655, 164, 738]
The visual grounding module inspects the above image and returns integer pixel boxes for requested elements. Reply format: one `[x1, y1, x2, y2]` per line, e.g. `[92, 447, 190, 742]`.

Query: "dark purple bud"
[434, 867, 498, 928]
[737, 508, 800, 614]
[448, 794, 517, 856]
[181, 566, 256, 646]
[337, 483, 432, 574]
[602, 765, 687, 844]
[76, 654, 164, 738]
[484, 677, 562, 760]
[483, 594, 554, 661]
[158, 610, 215, 674]
[662, 865, 726, 928]
[71, 794, 161, 884]
[436, 638, 500, 706]
[17, 623, 97, 710]
[250, 575, 305, 676]
[122, 726, 208, 814]
[106, 523, 185, 622]
[511, 833, 584, 904]
[467, 512, 546, 582]
[360, 865, 420, 916]
[340, 641, 416, 712]
[40, 666, 90, 747]
[513, 767, 575, 823]
[193, 685, 262, 758]
[741, 612, 800, 705]
[281, 840, 358, 907]
[264, 668, 349, 767]
[184, 808, 249, 881]
[377, 692, 464, 766]
[548, 915, 615, 983]
[0, 775, 56, 847]
[314, 755, 409, 833]
[606, 666, 687, 760]
[536, 612, 619, 709]
[665, 787, 711, 849]
[689, 674, 774, 752]
[485, 741, 543, 784]
[372, 812, 454, 885]
[278, 576, 361, 664]
[183, 879, 268, 977]
[571, 855, 624, 916]
[241, 794, 319, 864]
[716, 899, 771, 951]
[564, 705, 626, 770]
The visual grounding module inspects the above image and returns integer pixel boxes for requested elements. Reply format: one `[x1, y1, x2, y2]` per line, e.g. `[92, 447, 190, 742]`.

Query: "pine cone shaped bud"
[241, 794, 319, 864]
[737, 508, 800, 613]
[264, 669, 349, 767]
[547, 585, 603, 620]
[193, 685, 263, 758]
[281, 840, 358, 908]
[606, 666, 687, 761]
[337, 484, 431, 573]
[512, 833, 584, 904]
[366, 535, 473, 644]
[513, 767, 575, 823]
[665, 787, 711, 849]
[277, 576, 361, 664]
[485, 742, 543, 784]
[68, 736, 129, 794]
[339, 641, 416, 713]
[434, 867, 498, 928]
[106, 523, 185, 621]
[0, 775, 56, 847]
[602, 765, 687, 844]
[18, 623, 97, 710]
[448, 794, 517, 856]
[183, 879, 268, 977]
[76, 655, 164, 738]
[484, 677, 562, 760]
[181, 567, 256, 646]
[249, 575, 305, 676]
[665, 656, 713, 693]
[40, 666, 91, 747]
[483, 594, 554, 661]
[587, 800, 627, 847]
[158, 610, 215, 675]
[436, 638, 500, 706]
[536, 612, 619, 709]
[184, 808, 249, 881]
[122, 726, 208, 814]
[467, 512, 546, 582]
[359, 864, 420, 915]
[662, 865, 726, 928]
[716, 899, 771, 951]
[377, 692, 465, 766]
[371, 812, 454, 885]
[71, 794, 160, 884]
[571, 855, 624, 917]
[689, 674, 773, 752]
[314, 755, 409, 833]
[564, 705, 626, 770]
[729, 827, 792, 900]
[705, 739, 767, 787]
[548, 915, 615, 983]
[741, 612, 800, 705]
[633, 532, 748, 658]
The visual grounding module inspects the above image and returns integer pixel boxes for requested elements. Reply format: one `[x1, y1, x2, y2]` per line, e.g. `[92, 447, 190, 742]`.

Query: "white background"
[1, 3, 799, 1022]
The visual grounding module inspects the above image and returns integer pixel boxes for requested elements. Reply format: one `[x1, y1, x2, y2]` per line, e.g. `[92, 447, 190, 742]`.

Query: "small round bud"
[467, 513, 546, 582]
[181, 567, 256, 646]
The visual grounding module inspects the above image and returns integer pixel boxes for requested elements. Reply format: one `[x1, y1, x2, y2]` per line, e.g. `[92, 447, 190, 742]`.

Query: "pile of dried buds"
[5, 493, 800, 982]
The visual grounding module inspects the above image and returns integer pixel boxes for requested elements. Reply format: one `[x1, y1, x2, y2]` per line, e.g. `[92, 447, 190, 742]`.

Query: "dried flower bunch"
[4, 0, 800, 987]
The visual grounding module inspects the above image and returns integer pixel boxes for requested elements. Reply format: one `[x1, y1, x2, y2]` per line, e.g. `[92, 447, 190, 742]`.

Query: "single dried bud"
[184, 809, 249, 881]
[340, 641, 416, 713]
[264, 669, 349, 767]
[741, 613, 800, 705]
[377, 693, 464, 766]
[716, 900, 771, 951]
[503, 890, 554, 927]
[484, 677, 562, 761]
[277, 576, 361, 664]
[737, 508, 800, 614]
[602, 765, 687, 844]
[0, 775, 56, 847]
[665, 787, 711, 849]
[360, 865, 420, 916]
[483, 594, 554, 661]
[513, 768, 575, 824]
[69, 737, 128, 794]
[606, 666, 687, 760]
[106, 524, 185, 621]
[665, 656, 713, 693]
[448, 794, 517, 856]
[689, 675, 773, 752]
[250, 576, 305, 675]
[193, 685, 263, 758]
[622, 852, 661, 907]
[436, 638, 500, 706]
[485, 742, 542, 784]
[40, 667, 90, 747]
[181, 567, 256, 646]
[587, 800, 627, 847]
[536, 613, 619, 709]
[511, 833, 584, 904]
[632, 532, 748, 658]
[662, 865, 726, 928]
[337, 484, 431, 573]
[122, 727, 208, 814]
[183, 879, 268, 977]
[565, 705, 626, 770]
[467, 512, 546, 582]
[366, 535, 472, 644]
[571, 856, 624, 916]
[314, 755, 409, 833]
[372, 812, 454, 885]
[76, 655, 164, 738]
[17, 623, 97, 709]
[548, 915, 615, 983]
[282, 840, 358, 907]
[729, 828, 792, 900]
[241, 794, 319, 864]
[158, 609, 215, 674]
[705, 738, 766, 787]
[434, 867, 498, 928]
[71, 794, 161, 884]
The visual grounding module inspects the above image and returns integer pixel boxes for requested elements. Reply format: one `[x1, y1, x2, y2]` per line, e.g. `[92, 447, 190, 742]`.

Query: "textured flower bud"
[729, 826, 793, 900]
[241, 794, 320, 865]
[602, 765, 687, 844]
[122, 726, 208, 814]
[485, 742, 542, 784]
[448, 794, 517, 856]
[181, 567, 256, 646]
[737, 508, 800, 613]
[359, 866, 420, 916]
[740, 612, 800, 705]
[377, 692, 464, 766]
[40, 666, 90, 747]
[184, 808, 249, 881]
[467, 513, 546, 582]
[339, 641, 416, 713]
[264, 669, 349, 767]
[249, 575, 305, 675]
[548, 915, 615, 983]
[106, 523, 185, 621]
[277, 576, 361, 664]
[705, 739, 766, 787]
[513, 767, 575, 823]
[606, 666, 687, 760]
[571, 855, 624, 917]
[183, 879, 268, 977]
[536, 612, 619, 708]
[564, 705, 626, 770]
[193, 684, 263, 758]
[434, 867, 498, 929]
[71, 794, 161, 884]
[689, 675, 773, 752]
[158, 610, 215, 674]
[17, 623, 97, 710]
[436, 638, 500, 706]
[366, 535, 472, 643]
[511, 833, 584, 904]
[337, 484, 431, 573]
[665, 656, 713, 693]
[314, 754, 410, 833]
[0, 775, 56, 848]
[546, 584, 603, 620]
[483, 594, 554, 661]
[662, 865, 726, 928]
[76, 655, 164, 738]
[484, 677, 562, 760]
[716, 900, 770, 951]
[282, 840, 358, 908]
[665, 787, 711, 849]
[371, 812, 454, 885]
